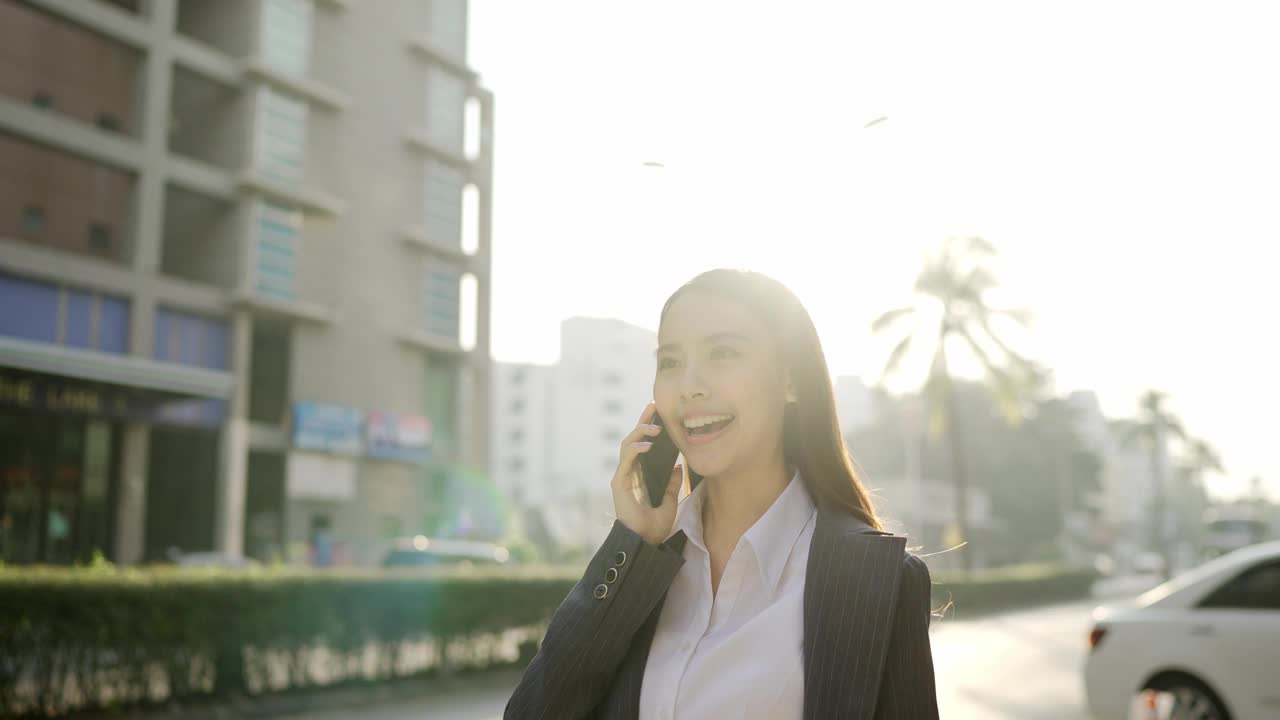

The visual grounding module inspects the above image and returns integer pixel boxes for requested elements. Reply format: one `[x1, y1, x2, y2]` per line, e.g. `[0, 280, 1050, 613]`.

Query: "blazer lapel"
[802, 509, 907, 720]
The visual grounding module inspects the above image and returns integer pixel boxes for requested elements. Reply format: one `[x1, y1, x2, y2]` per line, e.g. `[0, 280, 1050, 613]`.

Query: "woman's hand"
[610, 401, 683, 546]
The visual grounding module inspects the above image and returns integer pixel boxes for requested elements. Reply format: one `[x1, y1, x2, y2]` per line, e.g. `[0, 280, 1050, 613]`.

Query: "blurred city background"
[0, 1, 1276, 718]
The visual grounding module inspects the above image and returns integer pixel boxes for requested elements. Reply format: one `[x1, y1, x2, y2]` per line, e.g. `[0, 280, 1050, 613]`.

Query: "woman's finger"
[634, 400, 657, 425]
[610, 441, 653, 491]
[623, 423, 662, 446]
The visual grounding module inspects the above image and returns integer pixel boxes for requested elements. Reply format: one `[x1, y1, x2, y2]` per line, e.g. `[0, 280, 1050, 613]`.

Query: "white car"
[1084, 540, 1280, 719]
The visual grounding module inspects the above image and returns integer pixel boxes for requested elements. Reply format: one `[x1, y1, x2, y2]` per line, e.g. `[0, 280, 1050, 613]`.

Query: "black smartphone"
[638, 411, 681, 507]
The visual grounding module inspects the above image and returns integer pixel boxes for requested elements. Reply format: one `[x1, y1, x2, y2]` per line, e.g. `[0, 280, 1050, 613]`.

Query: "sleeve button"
[593, 583, 609, 600]
[605, 567, 618, 583]
[614, 551, 627, 566]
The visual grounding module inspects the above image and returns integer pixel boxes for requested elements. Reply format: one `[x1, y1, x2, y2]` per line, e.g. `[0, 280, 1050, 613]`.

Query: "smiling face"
[654, 289, 795, 480]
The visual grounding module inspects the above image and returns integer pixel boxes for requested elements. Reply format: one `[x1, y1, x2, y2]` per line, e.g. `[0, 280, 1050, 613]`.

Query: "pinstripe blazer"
[505, 508, 938, 719]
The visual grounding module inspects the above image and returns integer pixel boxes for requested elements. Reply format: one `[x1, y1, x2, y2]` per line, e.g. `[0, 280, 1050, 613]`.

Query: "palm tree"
[873, 236, 1038, 572]
[1121, 390, 1187, 581]
[1184, 438, 1224, 479]
[1176, 437, 1224, 560]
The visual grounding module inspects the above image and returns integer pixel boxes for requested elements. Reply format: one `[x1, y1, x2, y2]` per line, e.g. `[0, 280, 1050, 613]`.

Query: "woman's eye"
[710, 346, 738, 359]
[657, 357, 678, 370]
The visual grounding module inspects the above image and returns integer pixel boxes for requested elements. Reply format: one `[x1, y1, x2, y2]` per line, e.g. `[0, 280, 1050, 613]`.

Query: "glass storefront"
[0, 413, 119, 564]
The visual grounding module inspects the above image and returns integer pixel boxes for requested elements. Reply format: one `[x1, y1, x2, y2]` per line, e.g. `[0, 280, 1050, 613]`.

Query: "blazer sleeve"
[504, 519, 686, 720]
[873, 553, 940, 720]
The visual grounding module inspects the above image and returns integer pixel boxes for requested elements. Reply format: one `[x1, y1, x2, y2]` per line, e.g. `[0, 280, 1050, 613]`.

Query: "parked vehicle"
[1083, 540, 1280, 719]
[381, 535, 511, 568]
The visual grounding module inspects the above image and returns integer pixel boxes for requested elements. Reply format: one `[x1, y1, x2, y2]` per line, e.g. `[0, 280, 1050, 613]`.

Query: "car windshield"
[1135, 547, 1270, 608]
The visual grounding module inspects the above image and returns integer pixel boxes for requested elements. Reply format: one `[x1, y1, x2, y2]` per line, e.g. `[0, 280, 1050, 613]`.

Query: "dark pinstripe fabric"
[504, 510, 938, 719]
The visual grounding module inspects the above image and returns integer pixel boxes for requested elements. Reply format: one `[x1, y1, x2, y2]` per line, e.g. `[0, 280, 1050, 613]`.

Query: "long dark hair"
[658, 269, 883, 530]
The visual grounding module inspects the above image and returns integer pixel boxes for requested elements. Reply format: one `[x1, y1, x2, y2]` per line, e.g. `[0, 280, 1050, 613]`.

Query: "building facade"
[0, 0, 492, 566]
[492, 317, 658, 554]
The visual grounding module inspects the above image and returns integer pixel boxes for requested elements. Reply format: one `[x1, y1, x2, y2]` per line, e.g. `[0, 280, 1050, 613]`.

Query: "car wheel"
[1144, 675, 1231, 720]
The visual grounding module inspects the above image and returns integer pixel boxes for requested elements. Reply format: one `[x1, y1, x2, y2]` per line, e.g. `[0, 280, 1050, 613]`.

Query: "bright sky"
[468, 1, 1279, 501]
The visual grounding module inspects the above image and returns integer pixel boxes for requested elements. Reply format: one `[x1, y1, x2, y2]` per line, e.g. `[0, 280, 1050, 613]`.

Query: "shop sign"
[0, 368, 225, 428]
[366, 412, 431, 464]
[291, 401, 364, 455]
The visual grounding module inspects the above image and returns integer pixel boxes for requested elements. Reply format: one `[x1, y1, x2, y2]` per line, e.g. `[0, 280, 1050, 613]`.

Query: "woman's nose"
[680, 366, 709, 402]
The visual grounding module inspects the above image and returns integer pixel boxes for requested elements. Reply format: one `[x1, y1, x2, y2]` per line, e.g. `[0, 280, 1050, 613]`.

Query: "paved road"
[298, 598, 1121, 719]
[931, 600, 1097, 719]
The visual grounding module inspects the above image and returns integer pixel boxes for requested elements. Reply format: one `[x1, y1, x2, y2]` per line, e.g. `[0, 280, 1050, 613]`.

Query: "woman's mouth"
[683, 414, 735, 446]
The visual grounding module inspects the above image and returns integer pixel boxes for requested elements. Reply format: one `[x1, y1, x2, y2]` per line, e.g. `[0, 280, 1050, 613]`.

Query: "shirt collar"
[669, 468, 817, 597]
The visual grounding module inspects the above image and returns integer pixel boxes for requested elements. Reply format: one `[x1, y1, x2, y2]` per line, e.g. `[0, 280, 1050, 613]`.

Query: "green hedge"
[929, 563, 1100, 617]
[0, 564, 582, 718]
[1, 561, 1098, 716]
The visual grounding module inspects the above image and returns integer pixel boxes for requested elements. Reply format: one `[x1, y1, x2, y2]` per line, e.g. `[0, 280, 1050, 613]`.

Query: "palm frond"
[871, 306, 916, 334]
[914, 263, 953, 299]
[990, 307, 1034, 328]
[958, 329, 1025, 425]
[1162, 415, 1188, 441]
[960, 235, 998, 257]
[1190, 439, 1225, 473]
[975, 312, 1033, 368]
[958, 267, 999, 295]
[880, 333, 915, 380]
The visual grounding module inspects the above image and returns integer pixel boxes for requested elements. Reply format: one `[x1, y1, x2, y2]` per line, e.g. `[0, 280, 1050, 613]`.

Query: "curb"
[73, 668, 527, 719]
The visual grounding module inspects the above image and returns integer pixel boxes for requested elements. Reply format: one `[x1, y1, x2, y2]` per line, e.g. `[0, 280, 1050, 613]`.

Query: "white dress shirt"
[638, 469, 817, 720]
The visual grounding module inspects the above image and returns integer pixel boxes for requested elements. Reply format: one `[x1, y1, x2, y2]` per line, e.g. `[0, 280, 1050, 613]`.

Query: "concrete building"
[491, 361, 555, 512]
[1067, 391, 1165, 567]
[0, 0, 492, 566]
[491, 317, 658, 554]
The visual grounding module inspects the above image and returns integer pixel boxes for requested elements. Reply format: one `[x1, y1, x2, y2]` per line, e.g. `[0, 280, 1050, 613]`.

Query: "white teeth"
[683, 414, 734, 429]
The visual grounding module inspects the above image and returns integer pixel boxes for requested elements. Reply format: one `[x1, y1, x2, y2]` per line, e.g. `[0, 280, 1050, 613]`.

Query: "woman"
[506, 269, 938, 719]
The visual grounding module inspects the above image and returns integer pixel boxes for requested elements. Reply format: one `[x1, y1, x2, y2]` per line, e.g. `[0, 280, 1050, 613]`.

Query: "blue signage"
[366, 411, 432, 464]
[291, 401, 364, 455]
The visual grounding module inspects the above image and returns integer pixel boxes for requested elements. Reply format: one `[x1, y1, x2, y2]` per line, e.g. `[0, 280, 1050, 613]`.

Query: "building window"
[21, 206, 45, 235]
[88, 223, 113, 254]
[424, 160, 464, 247]
[510, 399, 525, 414]
[251, 201, 301, 301]
[254, 88, 307, 185]
[510, 428, 525, 443]
[603, 372, 623, 385]
[603, 399, 622, 414]
[508, 457, 525, 472]
[604, 457, 617, 472]
[0, 273, 129, 352]
[261, 0, 313, 76]
[425, 66, 466, 154]
[31, 92, 53, 109]
[423, 263, 461, 340]
[603, 428, 622, 443]
[425, 361, 457, 461]
[96, 114, 120, 132]
[510, 369, 525, 385]
[154, 307, 230, 370]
